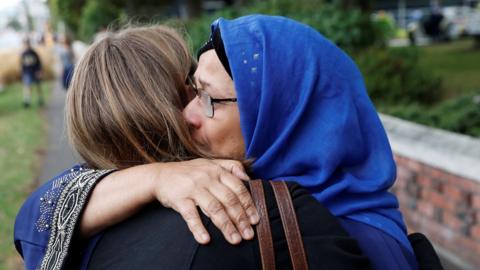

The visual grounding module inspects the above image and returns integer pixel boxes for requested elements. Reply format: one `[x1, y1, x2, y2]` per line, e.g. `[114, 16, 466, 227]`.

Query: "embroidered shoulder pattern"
[36, 169, 82, 232]
[39, 169, 114, 270]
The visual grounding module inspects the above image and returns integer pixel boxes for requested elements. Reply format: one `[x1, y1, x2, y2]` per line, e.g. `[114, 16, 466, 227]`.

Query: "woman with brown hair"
[14, 24, 370, 270]
[15, 25, 260, 270]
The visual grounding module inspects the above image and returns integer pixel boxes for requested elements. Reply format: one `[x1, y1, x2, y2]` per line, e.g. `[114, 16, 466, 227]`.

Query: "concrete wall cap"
[380, 114, 480, 183]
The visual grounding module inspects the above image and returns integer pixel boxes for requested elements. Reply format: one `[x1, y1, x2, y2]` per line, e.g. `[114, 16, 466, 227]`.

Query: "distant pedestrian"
[20, 38, 43, 107]
[58, 34, 75, 90]
[407, 22, 417, 46]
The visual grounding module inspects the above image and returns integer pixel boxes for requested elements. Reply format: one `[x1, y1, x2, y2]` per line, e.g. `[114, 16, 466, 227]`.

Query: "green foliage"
[382, 93, 480, 137]
[355, 47, 443, 105]
[429, 93, 480, 137]
[49, 0, 87, 33]
[359, 41, 480, 137]
[184, 0, 387, 53]
[0, 84, 50, 269]
[372, 12, 396, 44]
[51, 0, 180, 40]
[299, 6, 390, 51]
[379, 103, 436, 127]
[418, 39, 480, 98]
[79, 0, 123, 41]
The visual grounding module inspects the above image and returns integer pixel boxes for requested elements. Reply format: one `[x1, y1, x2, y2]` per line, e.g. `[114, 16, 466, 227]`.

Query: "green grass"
[0, 83, 50, 270]
[419, 38, 480, 98]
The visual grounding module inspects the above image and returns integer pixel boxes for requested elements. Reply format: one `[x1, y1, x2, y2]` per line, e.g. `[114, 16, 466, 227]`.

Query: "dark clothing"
[21, 48, 42, 87]
[408, 233, 444, 270]
[340, 218, 419, 270]
[87, 182, 371, 270]
[62, 65, 74, 90]
[21, 49, 42, 75]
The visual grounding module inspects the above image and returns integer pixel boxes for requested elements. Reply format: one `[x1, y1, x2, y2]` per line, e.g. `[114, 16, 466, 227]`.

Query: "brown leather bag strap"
[270, 181, 309, 270]
[249, 180, 275, 270]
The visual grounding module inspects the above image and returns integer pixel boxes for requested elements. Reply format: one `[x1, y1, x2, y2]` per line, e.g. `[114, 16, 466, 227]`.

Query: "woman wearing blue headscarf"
[208, 15, 418, 270]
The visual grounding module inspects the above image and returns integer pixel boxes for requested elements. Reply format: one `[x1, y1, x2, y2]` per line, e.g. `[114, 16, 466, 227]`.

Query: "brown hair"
[66, 25, 202, 169]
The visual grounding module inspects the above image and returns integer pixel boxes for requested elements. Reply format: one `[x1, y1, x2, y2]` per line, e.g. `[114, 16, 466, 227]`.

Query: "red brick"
[417, 175, 432, 188]
[393, 154, 405, 164]
[443, 212, 464, 231]
[430, 191, 451, 210]
[449, 174, 480, 191]
[428, 167, 444, 180]
[420, 216, 453, 244]
[406, 159, 423, 172]
[442, 185, 464, 202]
[471, 225, 480, 241]
[472, 194, 480, 209]
[423, 165, 449, 181]
[446, 173, 462, 185]
[404, 212, 422, 234]
[406, 183, 421, 199]
[469, 194, 480, 210]
[417, 201, 434, 218]
[431, 179, 444, 193]
[475, 211, 480, 223]
[420, 189, 431, 200]
[399, 167, 417, 184]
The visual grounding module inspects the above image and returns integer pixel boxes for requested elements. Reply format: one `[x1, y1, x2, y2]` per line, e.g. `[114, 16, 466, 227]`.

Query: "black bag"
[408, 233, 444, 270]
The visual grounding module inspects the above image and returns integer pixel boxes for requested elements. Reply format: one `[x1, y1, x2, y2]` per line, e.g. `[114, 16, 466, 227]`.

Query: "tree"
[331, 0, 375, 12]
[79, 0, 122, 41]
[6, 17, 22, 31]
[22, 0, 35, 32]
[49, 0, 87, 33]
[50, 0, 198, 40]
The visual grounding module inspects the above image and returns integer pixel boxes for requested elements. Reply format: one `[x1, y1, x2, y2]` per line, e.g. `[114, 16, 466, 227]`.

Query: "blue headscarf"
[211, 15, 411, 252]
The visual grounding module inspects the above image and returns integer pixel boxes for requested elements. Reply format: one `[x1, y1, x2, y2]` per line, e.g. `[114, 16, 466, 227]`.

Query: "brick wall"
[380, 114, 480, 269]
[392, 155, 480, 268]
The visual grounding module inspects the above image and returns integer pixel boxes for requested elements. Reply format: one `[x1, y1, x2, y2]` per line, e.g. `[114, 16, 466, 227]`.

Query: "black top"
[86, 181, 371, 270]
[21, 49, 42, 74]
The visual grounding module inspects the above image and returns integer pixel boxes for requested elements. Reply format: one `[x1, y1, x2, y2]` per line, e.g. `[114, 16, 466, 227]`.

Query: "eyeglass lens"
[199, 91, 214, 117]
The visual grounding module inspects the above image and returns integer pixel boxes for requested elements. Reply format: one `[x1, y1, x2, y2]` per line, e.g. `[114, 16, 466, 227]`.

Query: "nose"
[183, 98, 203, 130]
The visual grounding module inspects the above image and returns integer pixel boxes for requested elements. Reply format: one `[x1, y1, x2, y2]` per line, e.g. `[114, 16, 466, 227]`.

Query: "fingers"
[154, 159, 259, 246]
[209, 159, 260, 224]
[219, 172, 259, 225]
[211, 159, 250, 180]
[174, 199, 210, 245]
[195, 189, 243, 245]
[208, 181, 255, 240]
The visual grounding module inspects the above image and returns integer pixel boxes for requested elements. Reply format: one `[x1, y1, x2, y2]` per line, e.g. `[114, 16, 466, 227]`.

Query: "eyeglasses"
[186, 74, 237, 118]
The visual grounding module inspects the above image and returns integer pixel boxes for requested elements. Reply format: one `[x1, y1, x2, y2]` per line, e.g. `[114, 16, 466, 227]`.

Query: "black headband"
[197, 27, 232, 78]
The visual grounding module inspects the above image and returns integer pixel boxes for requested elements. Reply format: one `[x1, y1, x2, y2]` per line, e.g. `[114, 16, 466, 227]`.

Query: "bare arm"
[80, 159, 259, 245]
[79, 164, 156, 237]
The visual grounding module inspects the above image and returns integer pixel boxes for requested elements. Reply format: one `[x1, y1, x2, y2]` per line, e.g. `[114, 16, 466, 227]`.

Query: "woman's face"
[183, 50, 245, 160]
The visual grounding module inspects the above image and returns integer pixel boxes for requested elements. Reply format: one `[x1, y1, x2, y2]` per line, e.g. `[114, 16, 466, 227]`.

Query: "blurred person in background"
[57, 34, 75, 90]
[20, 38, 43, 107]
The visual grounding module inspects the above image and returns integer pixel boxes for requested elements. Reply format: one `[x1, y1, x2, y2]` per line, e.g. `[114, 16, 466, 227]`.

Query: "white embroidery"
[39, 169, 114, 270]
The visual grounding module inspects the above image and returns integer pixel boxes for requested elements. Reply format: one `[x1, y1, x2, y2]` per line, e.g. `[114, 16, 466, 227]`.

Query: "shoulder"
[14, 165, 85, 258]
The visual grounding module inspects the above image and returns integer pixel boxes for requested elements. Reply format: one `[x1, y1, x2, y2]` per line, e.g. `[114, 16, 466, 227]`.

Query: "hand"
[148, 158, 259, 245]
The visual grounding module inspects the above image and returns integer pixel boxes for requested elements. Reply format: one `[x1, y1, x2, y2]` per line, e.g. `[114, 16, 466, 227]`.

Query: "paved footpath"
[39, 82, 80, 183]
